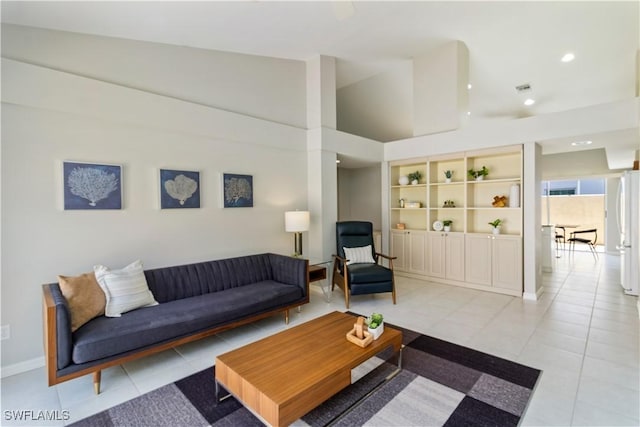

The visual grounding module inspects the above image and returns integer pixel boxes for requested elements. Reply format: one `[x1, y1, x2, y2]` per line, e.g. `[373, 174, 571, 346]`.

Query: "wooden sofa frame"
[42, 265, 309, 394]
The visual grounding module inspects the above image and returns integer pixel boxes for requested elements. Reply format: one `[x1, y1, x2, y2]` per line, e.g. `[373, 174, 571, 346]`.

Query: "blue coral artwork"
[63, 161, 122, 210]
[223, 173, 253, 208]
[160, 169, 200, 209]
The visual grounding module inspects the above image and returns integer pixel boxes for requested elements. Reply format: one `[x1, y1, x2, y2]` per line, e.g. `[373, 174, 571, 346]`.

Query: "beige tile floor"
[1, 249, 638, 426]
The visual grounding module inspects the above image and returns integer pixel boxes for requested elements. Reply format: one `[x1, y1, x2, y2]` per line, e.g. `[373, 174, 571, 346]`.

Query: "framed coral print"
[160, 169, 200, 209]
[222, 173, 253, 208]
[63, 161, 122, 210]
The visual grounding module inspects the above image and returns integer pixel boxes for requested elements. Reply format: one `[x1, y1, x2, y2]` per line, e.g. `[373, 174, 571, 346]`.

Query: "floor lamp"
[285, 211, 310, 257]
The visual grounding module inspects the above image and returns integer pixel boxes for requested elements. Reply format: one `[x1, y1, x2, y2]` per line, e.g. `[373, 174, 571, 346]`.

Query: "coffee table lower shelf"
[214, 311, 403, 427]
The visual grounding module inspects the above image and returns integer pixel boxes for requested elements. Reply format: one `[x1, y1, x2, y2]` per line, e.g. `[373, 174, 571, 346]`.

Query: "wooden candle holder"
[346, 316, 373, 348]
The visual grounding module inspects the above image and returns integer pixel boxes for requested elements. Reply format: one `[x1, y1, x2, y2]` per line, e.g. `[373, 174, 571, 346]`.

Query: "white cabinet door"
[428, 232, 464, 280]
[408, 231, 427, 274]
[492, 236, 522, 291]
[465, 234, 492, 286]
[445, 233, 465, 281]
[465, 234, 522, 291]
[390, 230, 407, 271]
[427, 232, 446, 278]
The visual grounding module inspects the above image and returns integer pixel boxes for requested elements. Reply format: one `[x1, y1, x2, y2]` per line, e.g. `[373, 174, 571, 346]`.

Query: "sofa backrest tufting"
[143, 253, 276, 303]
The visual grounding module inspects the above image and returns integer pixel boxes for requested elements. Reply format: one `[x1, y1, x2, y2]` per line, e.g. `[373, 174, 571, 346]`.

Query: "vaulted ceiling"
[2, 1, 639, 166]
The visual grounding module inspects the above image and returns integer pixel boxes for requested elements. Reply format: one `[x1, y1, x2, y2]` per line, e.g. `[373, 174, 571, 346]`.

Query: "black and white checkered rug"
[72, 322, 541, 427]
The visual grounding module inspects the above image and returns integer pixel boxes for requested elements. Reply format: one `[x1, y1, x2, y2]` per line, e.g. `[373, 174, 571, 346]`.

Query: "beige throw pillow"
[58, 273, 106, 332]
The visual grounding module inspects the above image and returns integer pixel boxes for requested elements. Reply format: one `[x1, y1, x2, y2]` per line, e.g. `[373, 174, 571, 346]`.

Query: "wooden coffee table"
[215, 311, 403, 427]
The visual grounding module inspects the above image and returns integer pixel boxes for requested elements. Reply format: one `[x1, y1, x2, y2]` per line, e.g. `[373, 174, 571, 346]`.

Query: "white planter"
[398, 176, 409, 185]
[411, 180, 419, 185]
[476, 175, 484, 181]
[492, 227, 501, 235]
[444, 226, 451, 233]
[445, 178, 452, 183]
[368, 322, 384, 340]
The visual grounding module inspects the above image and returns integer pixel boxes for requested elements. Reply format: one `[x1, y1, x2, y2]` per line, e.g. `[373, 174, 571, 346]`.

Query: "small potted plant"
[408, 171, 422, 185]
[366, 312, 384, 340]
[442, 220, 453, 232]
[468, 166, 489, 181]
[488, 219, 503, 235]
[444, 170, 453, 183]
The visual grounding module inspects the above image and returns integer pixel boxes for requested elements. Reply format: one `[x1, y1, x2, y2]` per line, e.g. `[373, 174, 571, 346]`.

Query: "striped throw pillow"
[343, 245, 376, 265]
[94, 260, 158, 317]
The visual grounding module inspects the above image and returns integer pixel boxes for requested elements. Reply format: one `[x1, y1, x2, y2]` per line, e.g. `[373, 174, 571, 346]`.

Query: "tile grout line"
[568, 256, 601, 426]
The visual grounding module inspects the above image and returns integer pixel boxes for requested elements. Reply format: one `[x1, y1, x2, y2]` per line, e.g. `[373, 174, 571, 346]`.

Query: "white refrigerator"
[617, 171, 640, 296]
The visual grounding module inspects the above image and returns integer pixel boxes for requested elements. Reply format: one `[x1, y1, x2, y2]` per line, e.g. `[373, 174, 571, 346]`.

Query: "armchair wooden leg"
[344, 289, 350, 309]
[392, 278, 397, 304]
[93, 370, 101, 394]
[284, 309, 289, 325]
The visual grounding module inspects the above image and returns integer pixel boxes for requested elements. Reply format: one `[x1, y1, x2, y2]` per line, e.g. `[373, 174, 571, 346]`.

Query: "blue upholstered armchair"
[332, 221, 397, 308]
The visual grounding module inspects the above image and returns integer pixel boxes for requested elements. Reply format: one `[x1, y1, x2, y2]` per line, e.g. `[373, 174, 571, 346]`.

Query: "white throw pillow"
[343, 245, 376, 265]
[94, 260, 158, 317]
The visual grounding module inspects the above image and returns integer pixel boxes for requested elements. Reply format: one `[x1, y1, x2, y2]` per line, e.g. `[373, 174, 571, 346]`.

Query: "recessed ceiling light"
[467, 83, 472, 90]
[571, 140, 592, 146]
[524, 98, 535, 106]
[336, 159, 341, 164]
[561, 53, 575, 63]
[467, 111, 471, 116]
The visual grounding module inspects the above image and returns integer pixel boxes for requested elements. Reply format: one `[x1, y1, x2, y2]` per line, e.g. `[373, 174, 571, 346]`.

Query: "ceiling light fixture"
[467, 83, 472, 90]
[336, 159, 341, 164]
[561, 53, 575, 63]
[524, 98, 535, 106]
[571, 140, 592, 146]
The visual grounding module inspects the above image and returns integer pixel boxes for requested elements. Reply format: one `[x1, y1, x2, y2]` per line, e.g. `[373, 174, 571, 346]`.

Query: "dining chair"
[567, 228, 598, 260]
[555, 226, 566, 256]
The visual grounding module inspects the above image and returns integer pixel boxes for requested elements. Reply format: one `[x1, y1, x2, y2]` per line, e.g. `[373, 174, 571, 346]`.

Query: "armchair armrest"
[331, 254, 349, 275]
[374, 252, 396, 269]
[332, 254, 348, 263]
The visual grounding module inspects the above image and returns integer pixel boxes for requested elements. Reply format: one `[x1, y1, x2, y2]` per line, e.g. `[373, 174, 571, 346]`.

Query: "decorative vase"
[411, 180, 419, 185]
[509, 184, 520, 208]
[368, 322, 384, 340]
[476, 175, 484, 181]
[492, 227, 500, 235]
[444, 225, 451, 233]
[445, 178, 452, 183]
[398, 176, 409, 186]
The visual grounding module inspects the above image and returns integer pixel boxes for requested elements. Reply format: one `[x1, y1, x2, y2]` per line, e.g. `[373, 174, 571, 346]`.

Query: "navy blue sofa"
[42, 253, 309, 393]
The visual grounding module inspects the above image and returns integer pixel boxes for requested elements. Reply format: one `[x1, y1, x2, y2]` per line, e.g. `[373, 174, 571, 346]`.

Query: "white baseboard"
[523, 287, 545, 301]
[1, 356, 45, 378]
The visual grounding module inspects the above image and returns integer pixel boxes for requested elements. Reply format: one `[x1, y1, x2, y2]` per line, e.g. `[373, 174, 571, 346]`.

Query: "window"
[541, 178, 605, 196]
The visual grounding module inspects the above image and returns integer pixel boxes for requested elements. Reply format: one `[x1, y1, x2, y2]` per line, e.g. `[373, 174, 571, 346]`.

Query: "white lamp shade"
[285, 211, 310, 232]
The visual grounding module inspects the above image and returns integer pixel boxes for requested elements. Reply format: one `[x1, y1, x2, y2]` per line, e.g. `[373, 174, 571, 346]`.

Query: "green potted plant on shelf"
[444, 170, 454, 183]
[488, 218, 503, 235]
[365, 312, 384, 340]
[408, 171, 422, 185]
[468, 166, 489, 181]
[442, 219, 453, 232]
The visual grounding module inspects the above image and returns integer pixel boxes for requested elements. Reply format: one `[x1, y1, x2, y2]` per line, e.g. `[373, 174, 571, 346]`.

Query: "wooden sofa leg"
[284, 309, 289, 325]
[93, 371, 101, 394]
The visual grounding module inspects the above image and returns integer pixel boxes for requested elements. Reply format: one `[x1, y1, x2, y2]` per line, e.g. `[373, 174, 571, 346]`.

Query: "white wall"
[337, 166, 382, 230]
[1, 30, 309, 370]
[336, 63, 413, 142]
[2, 24, 308, 129]
[541, 148, 624, 179]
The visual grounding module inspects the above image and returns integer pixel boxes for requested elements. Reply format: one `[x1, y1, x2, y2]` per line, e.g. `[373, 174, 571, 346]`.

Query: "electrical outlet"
[1, 325, 9, 340]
